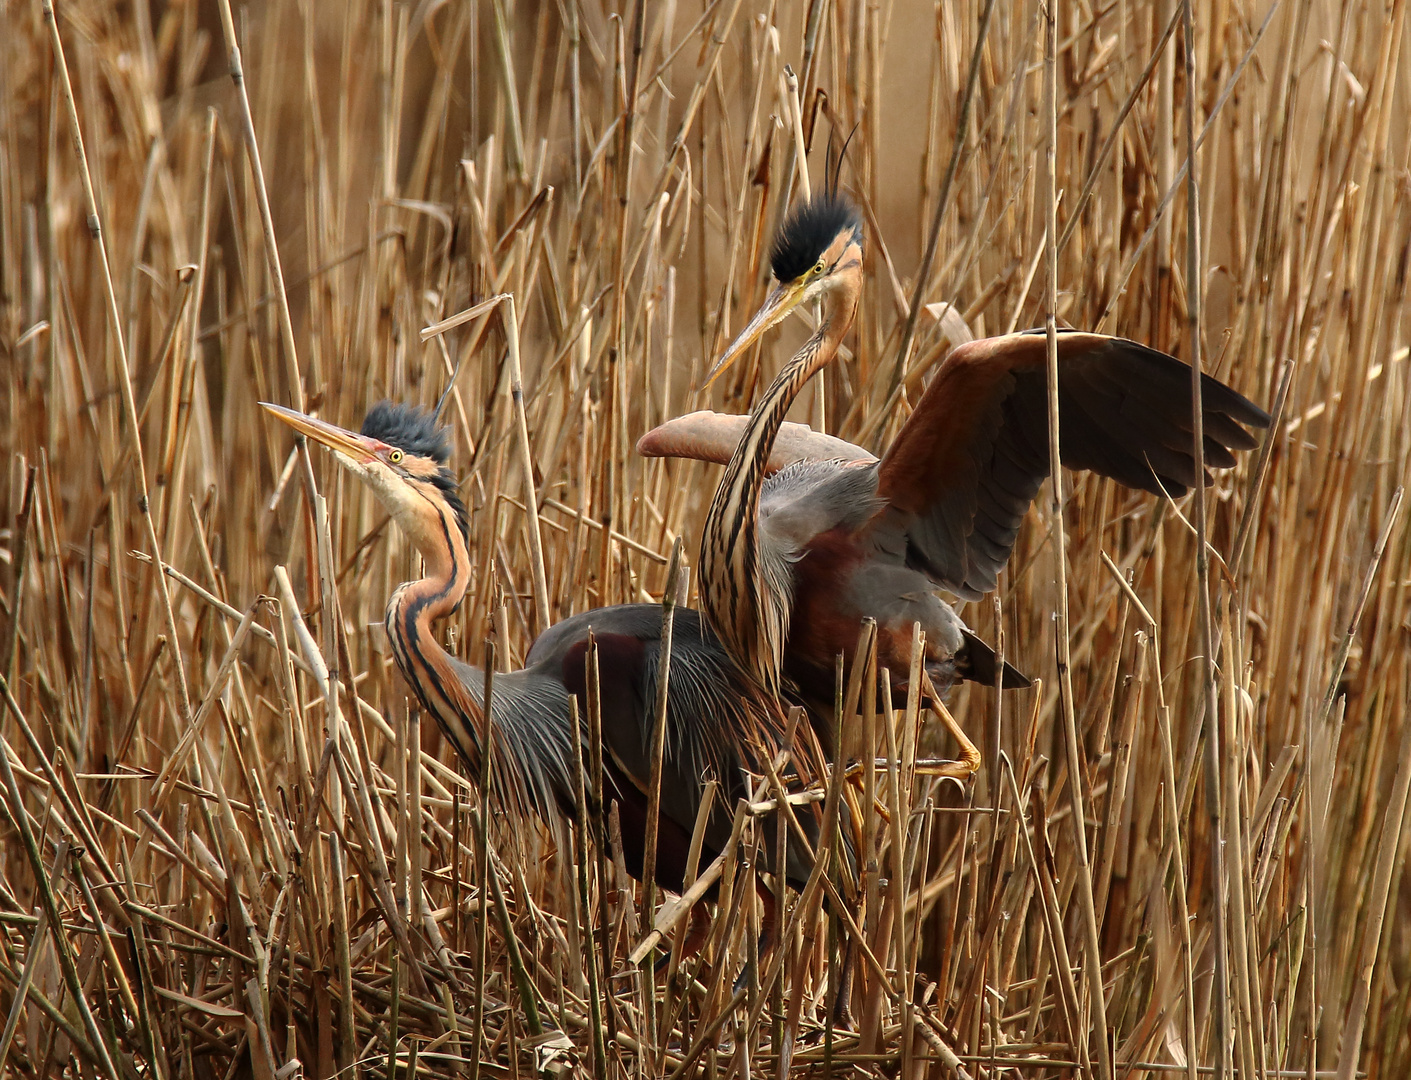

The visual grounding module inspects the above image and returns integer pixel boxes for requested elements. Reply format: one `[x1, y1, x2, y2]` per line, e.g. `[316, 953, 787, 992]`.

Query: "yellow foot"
[920, 670, 982, 781]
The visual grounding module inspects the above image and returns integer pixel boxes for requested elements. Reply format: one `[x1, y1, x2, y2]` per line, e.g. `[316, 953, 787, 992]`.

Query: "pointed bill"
[260, 402, 382, 466]
[702, 281, 808, 388]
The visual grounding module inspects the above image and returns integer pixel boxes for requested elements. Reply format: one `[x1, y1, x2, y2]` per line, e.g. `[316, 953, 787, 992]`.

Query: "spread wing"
[874, 330, 1270, 599]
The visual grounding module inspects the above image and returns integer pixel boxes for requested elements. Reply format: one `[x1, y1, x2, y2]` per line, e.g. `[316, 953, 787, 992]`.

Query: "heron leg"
[842, 762, 894, 822]
[920, 671, 982, 780]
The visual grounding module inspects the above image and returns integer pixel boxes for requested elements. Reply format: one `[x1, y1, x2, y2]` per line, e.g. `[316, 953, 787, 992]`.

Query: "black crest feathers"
[361, 401, 453, 464]
[361, 400, 470, 540]
[769, 193, 862, 284]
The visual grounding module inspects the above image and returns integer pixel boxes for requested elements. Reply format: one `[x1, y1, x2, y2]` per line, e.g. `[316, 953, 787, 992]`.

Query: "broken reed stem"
[7, 1, 1410, 1075]
[784, 65, 810, 205]
[1317, 489, 1404, 729]
[1043, 4, 1111, 1076]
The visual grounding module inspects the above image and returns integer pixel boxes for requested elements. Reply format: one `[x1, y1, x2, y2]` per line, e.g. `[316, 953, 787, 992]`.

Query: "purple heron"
[262, 400, 830, 909]
[642, 192, 1270, 738]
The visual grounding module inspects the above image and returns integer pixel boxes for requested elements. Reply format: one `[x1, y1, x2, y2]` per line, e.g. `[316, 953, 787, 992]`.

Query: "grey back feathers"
[448, 654, 577, 821]
[759, 459, 884, 557]
[523, 605, 794, 864]
[526, 606, 758, 789]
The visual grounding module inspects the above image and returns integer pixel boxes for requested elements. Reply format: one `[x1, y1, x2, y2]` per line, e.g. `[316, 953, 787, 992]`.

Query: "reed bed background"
[2, 0, 1409, 1076]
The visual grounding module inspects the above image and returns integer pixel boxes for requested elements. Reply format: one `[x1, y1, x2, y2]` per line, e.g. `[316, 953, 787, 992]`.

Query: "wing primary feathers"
[868, 330, 1268, 600]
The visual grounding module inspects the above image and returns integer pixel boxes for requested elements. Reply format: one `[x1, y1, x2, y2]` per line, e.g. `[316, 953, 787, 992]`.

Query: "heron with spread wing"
[644, 192, 1270, 765]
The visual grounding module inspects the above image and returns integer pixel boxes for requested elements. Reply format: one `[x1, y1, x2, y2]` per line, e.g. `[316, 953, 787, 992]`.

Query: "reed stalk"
[3, 2, 1407, 1075]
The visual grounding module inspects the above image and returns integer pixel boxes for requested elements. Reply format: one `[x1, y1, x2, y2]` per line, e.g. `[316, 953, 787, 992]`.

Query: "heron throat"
[700, 303, 855, 699]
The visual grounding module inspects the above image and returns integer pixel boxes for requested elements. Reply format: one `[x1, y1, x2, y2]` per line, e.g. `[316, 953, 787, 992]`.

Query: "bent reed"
[2, 1, 1408, 1077]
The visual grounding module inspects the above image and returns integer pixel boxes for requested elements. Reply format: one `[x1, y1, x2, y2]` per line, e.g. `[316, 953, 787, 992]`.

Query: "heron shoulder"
[760, 459, 884, 548]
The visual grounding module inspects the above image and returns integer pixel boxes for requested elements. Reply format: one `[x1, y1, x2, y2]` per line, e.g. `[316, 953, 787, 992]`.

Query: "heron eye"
[813, 257, 827, 275]
[388, 449, 404, 464]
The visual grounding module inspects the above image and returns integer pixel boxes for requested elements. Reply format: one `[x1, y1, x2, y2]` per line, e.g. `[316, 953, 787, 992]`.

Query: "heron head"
[705, 192, 864, 387]
[261, 401, 469, 556]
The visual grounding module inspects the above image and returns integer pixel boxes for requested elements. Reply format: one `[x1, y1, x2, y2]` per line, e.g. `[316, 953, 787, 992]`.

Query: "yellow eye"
[388, 449, 404, 464]
[813, 257, 827, 275]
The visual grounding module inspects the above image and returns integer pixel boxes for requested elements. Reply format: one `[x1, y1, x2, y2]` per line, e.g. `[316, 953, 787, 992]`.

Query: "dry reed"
[1, 1, 1409, 1078]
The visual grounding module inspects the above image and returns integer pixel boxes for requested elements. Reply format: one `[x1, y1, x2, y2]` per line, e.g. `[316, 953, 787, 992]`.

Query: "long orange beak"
[702, 279, 808, 388]
[260, 402, 381, 465]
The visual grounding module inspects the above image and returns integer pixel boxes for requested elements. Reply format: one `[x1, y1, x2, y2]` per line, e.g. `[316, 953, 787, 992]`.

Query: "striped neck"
[700, 308, 852, 697]
[384, 499, 487, 776]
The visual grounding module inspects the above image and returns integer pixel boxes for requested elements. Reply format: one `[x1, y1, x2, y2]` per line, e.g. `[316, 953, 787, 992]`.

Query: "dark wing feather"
[527, 604, 832, 892]
[445, 655, 578, 821]
[874, 331, 1269, 599]
[529, 606, 727, 850]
